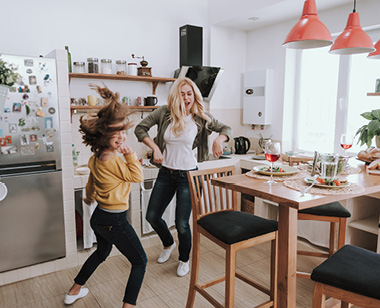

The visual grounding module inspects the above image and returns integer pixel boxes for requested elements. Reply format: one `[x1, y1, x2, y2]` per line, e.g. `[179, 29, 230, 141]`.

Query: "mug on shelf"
[144, 96, 158, 106]
[87, 95, 99, 106]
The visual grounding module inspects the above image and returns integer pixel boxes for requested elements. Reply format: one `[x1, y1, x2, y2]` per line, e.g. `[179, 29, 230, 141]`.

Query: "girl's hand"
[118, 143, 133, 155]
[83, 197, 92, 205]
[152, 149, 164, 164]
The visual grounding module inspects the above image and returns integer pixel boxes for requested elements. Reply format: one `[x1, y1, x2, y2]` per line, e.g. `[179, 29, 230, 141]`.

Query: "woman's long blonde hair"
[167, 77, 210, 135]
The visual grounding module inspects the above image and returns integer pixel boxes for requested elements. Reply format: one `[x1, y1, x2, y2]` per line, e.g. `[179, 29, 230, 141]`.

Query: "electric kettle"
[234, 136, 251, 154]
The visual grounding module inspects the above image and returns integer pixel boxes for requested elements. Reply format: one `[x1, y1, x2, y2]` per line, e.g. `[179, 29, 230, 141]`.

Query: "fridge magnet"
[20, 145, 35, 156]
[39, 62, 47, 72]
[0, 145, 17, 155]
[43, 74, 52, 86]
[20, 134, 29, 145]
[36, 85, 42, 93]
[35, 142, 40, 149]
[9, 87, 16, 92]
[5, 136, 12, 144]
[0, 138, 6, 146]
[36, 108, 45, 117]
[48, 107, 55, 114]
[44, 117, 52, 129]
[26, 69, 33, 74]
[40, 97, 48, 107]
[30, 134, 37, 142]
[18, 118, 26, 126]
[29, 76, 37, 85]
[9, 123, 17, 133]
[12, 103, 22, 113]
[4, 108, 11, 113]
[24, 59, 34, 66]
[22, 94, 29, 100]
[46, 142, 54, 152]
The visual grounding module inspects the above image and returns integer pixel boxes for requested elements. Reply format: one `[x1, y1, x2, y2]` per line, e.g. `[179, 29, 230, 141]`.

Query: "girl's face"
[181, 83, 195, 115]
[108, 130, 126, 151]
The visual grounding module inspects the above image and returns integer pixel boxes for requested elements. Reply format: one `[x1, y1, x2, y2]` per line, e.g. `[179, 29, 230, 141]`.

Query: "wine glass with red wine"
[264, 141, 281, 184]
[340, 134, 353, 156]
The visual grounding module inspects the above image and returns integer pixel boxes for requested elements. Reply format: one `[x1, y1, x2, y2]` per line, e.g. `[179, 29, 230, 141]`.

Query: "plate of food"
[253, 165, 299, 176]
[304, 177, 350, 189]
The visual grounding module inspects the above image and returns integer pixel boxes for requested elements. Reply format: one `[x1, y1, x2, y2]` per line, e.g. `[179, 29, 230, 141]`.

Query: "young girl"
[64, 84, 147, 308]
[134, 77, 231, 276]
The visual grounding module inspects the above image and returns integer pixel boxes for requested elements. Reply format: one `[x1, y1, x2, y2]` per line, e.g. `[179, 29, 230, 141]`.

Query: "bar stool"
[186, 166, 278, 308]
[311, 244, 380, 308]
[297, 202, 351, 279]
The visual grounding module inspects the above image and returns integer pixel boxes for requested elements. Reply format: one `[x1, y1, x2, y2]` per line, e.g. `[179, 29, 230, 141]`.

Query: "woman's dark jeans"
[146, 166, 195, 262]
[74, 206, 147, 305]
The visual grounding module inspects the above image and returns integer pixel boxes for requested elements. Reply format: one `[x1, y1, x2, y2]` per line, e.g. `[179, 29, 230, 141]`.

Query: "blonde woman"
[134, 77, 232, 276]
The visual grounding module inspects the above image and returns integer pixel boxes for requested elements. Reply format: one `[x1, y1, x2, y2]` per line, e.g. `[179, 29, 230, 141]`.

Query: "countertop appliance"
[0, 54, 65, 273]
[234, 136, 251, 154]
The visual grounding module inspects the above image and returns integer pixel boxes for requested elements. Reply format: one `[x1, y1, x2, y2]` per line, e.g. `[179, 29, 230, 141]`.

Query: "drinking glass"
[264, 141, 281, 184]
[340, 134, 353, 156]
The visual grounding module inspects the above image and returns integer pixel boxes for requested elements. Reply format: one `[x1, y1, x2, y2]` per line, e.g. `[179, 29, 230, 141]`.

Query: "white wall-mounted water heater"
[243, 69, 273, 125]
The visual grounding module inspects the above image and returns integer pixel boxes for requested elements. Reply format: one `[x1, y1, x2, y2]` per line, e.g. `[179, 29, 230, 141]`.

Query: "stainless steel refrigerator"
[0, 54, 65, 273]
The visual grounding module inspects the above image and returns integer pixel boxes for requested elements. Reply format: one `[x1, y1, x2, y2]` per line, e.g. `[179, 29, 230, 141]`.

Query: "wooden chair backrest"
[187, 166, 237, 222]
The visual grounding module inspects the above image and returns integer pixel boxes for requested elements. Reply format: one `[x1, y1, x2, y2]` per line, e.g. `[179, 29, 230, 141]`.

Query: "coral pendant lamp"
[368, 39, 380, 59]
[283, 0, 332, 49]
[330, 0, 375, 55]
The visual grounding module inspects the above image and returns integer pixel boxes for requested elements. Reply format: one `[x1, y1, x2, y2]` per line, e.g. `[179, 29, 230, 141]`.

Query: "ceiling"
[212, 0, 355, 31]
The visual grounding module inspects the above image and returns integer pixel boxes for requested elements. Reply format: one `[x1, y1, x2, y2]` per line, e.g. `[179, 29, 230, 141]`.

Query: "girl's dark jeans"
[74, 206, 147, 305]
[146, 166, 196, 262]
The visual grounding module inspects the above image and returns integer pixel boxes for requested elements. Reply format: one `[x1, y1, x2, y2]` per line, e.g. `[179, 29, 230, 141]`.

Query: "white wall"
[245, 0, 380, 147]
[0, 0, 208, 78]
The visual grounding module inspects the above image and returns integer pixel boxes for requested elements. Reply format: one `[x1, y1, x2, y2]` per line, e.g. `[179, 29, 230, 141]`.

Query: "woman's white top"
[162, 114, 197, 170]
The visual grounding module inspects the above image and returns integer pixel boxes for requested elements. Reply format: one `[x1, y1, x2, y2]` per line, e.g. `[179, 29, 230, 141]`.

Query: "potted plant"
[0, 56, 19, 110]
[355, 109, 380, 148]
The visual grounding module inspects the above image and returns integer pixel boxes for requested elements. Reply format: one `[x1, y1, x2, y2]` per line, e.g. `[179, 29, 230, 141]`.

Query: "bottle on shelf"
[65, 46, 72, 73]
[72, 144, 79, 168]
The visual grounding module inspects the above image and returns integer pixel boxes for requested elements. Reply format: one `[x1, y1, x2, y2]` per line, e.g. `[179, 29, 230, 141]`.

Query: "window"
[293, 36, 380, 156]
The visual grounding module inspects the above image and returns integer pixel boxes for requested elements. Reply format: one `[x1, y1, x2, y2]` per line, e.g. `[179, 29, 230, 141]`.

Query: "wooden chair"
[311, 244, 380, 308]
[297, 202, 351, 279]
[186, 166, 278, 308]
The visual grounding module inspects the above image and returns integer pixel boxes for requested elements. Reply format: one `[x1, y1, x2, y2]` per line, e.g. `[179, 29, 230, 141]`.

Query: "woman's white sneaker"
[157, 242, 176, 263]
[64, 287, 89, 305]
[177, 261, 189, 277]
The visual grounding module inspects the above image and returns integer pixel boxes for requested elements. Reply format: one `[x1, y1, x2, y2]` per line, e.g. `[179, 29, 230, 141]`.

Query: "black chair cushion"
[299, 202, 351, 218]
[311, 245, 380, 300]
[197, 211, 278, 245]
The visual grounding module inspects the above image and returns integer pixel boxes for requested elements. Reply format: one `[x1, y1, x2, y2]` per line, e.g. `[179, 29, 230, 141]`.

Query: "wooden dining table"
[211, 160, 380, 308]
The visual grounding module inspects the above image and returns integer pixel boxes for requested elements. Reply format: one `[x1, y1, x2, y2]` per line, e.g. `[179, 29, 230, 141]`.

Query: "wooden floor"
[0, 238, 341, 308]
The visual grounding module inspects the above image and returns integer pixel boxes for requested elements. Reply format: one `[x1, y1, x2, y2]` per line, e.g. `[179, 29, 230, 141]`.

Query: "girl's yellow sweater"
[86, 152, 143, 211]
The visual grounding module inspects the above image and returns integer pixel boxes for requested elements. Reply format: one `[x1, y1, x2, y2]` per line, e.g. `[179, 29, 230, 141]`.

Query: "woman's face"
[181, 83, 195, 115]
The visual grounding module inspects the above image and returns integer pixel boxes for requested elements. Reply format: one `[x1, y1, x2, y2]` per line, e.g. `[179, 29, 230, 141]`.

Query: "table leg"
[277, 205, 298, 308]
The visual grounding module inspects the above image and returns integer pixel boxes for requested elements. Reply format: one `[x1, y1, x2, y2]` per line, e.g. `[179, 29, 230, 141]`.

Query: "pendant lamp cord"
[353, 0, 356, 12]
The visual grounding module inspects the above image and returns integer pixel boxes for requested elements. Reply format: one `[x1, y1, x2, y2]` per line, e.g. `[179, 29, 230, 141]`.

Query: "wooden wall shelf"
[367, 92, 380, 96]
[69, 73, 176, 95]
[70, 105, 159, 122]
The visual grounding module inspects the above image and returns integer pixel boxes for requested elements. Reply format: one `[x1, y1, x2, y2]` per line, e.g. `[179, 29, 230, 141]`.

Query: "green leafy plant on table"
[355, 109, 380, 148]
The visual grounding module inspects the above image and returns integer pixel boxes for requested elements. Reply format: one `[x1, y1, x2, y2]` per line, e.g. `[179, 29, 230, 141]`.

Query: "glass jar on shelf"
[116, 60, 127, 75]
[73, 62, 85, 73]
[101, 59, 112, 74]
[87, 58, 99, 73]
[127, 62, 137, 76]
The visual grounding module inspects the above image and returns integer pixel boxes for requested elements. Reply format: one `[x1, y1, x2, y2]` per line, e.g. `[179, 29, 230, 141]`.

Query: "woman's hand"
[212, 135, 228, 158]
[152, 149, 164, 164]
